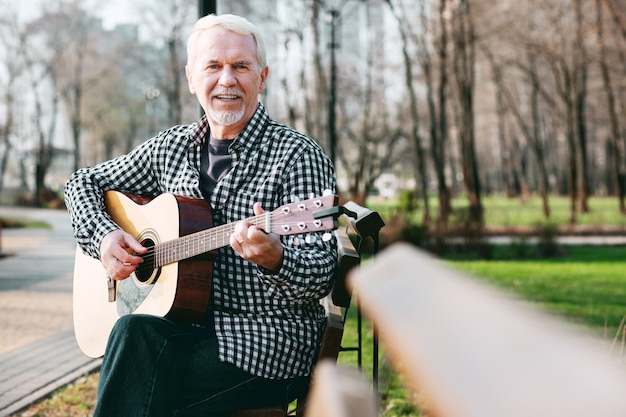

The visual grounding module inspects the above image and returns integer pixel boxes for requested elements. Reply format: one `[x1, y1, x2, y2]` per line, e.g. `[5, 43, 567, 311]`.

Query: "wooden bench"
[348, 243, 626, 417]
[303, 360, 377, 417]
[232, 202, 384, 417]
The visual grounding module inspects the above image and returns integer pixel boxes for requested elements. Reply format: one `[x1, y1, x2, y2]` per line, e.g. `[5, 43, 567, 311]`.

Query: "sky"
[94, 0, 141, 29]
[15, 0, 141, 29]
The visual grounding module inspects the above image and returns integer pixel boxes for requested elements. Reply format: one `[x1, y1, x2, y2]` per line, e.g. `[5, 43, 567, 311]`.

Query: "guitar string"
[142, 210, 329, 267]
[151, 209, 320, 266]
[136, 202, 332, 269]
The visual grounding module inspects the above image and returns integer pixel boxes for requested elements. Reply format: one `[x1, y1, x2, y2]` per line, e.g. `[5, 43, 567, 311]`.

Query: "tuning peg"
[323, 189, 333, 196]
[322, 232, 332, 241]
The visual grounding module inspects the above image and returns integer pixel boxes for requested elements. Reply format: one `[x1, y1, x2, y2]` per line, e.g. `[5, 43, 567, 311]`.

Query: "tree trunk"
[0, 80, 15, 194]
[595, 0, 625, 213]
[452, 0, 482, 224]
[310, 1, 327, 149]
[386, 0, 430, 224]
[167, 36, 183, 125]
[574, 0, 590, 213]
[565, 94, 578, 224]
[433, 0, 451, 223]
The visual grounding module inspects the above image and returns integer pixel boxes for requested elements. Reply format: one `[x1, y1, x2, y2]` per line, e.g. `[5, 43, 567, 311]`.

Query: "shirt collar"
[231, 102, 269, 153]
[189, 115, 210, 147]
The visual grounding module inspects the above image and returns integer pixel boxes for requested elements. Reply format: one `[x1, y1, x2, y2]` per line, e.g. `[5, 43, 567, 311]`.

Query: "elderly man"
[65, 13, 336, 417]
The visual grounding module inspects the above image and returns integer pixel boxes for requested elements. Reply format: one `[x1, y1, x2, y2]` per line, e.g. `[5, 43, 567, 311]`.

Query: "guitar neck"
[152, 213, 269, 267]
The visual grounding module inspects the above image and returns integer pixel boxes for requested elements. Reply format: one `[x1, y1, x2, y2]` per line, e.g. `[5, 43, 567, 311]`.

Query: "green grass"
[477, 196, 626, 227]
[446, 245, 626, 337]
[0, 216, 51, 229]
[369, 195, 626, 228]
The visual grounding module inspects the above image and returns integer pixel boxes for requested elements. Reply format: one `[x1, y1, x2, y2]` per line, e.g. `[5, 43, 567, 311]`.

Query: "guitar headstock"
[269, 194, 339, 236]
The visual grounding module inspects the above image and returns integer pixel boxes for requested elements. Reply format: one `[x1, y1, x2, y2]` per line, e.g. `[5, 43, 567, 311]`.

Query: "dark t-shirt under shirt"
[200, 134, 234, 200]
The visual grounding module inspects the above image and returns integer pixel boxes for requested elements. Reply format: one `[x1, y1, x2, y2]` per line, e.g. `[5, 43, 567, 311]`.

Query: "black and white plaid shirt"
[65, 103, 337, 379]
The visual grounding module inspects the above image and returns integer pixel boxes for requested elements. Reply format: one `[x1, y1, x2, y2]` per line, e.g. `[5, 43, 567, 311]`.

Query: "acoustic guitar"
[73, 191, 338, 358]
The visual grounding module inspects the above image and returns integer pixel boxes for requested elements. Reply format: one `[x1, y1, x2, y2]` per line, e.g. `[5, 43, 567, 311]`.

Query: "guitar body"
[73, 192, 215, 358]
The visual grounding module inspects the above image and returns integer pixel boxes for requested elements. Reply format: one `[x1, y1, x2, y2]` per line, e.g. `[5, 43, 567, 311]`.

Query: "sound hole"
[135, 239, 159, 283]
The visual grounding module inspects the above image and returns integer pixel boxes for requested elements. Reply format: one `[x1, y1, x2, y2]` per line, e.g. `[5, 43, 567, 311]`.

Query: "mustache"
[210, 88, 244, 98]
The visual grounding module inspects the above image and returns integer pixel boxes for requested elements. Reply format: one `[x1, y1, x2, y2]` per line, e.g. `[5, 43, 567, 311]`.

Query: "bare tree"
[27, 0, 108, 174]
[522, 50, 552, 218]
[451, 0, 482, 223]
[385, 0, 430, 221]
[0, 5, 23, 193]
[546, 4, 582, 223]
[322, 1, 406, 204]
[274, 1, 312, 132]
[389, 0, 454, 224]
[603, 0, 626, 41]
[50, 1, 91, 172]
[432, 0, 452, 223]
[480, 43, 537, 205]
[595, 0, 625, 213]
[307, 1, 328, 144]
[19, 16, 65, 206]
[272, 0, 409, 204]
[85, 71, 146, 162]
[136, 0, 196, 126]
[573, 0, 590, 213]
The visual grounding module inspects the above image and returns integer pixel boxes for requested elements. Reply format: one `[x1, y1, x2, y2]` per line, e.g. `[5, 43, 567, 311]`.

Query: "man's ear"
[185, 65, 195, 94]
[258, 66, 269, 93]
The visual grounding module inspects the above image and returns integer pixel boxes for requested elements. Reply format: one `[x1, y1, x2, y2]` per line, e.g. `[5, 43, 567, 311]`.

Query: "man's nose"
[218, 66, 237, 86]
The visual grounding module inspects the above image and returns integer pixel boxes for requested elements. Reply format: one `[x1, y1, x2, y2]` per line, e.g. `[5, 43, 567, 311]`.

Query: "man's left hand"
[230, 202, 284, 272]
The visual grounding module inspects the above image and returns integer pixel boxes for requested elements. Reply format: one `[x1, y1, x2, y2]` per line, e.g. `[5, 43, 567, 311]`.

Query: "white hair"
[187, 14, 267, 70]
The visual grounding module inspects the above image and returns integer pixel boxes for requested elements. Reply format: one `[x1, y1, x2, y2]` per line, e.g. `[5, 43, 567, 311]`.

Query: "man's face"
[186, 27, 268, 138]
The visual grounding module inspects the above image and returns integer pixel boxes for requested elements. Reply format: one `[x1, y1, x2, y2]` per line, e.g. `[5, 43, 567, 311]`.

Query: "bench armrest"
[341, 201, 385, 239]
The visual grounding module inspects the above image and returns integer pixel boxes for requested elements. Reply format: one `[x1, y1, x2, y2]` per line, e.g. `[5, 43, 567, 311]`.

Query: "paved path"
[0, 207, 75, 354]
[0, 206, 101, 417]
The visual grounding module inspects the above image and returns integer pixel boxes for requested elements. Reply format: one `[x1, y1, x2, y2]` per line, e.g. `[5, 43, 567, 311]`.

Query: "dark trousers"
[94, 314, 308, 417]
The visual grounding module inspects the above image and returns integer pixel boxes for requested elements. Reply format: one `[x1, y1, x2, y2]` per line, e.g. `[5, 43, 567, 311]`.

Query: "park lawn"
[371, 195, 626, 228]
[473, 195, 626, 228]
[446, 245, 626, 338]
[0, 215, 51, 229]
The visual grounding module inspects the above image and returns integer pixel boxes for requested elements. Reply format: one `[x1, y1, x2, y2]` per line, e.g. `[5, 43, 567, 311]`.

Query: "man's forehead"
[197, 28, 255, 47]
[196, 30, 256, 56]
[198, 51, 255, 64]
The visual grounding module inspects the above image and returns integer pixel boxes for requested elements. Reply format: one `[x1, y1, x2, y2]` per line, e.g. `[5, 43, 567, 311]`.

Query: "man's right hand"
[99, 229, 147, 281]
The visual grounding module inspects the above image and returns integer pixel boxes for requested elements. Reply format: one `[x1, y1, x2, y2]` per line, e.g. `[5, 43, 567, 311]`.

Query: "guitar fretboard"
[133, 193, 336, 272]
[152, 213, 269, 266]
